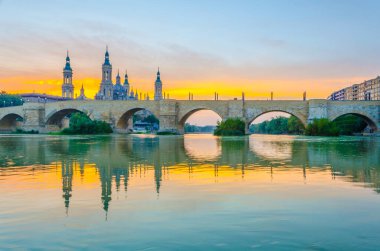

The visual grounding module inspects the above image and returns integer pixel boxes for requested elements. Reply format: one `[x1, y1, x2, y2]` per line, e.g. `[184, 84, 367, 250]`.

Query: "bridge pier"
[159, 115, 179, 134]
[307, 100, 328, 123]
[158, 100, 180, 134]
[22, 103, 46, 132]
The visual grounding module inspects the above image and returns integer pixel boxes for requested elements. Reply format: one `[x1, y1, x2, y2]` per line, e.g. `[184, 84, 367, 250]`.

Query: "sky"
[0, 0, 380, 125]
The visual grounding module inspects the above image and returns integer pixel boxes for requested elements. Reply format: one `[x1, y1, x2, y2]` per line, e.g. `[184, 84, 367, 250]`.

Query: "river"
[1, 134, 380, 250]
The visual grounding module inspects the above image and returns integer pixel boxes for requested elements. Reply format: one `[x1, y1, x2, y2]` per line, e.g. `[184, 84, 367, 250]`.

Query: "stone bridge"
[0, 99, 379, 134]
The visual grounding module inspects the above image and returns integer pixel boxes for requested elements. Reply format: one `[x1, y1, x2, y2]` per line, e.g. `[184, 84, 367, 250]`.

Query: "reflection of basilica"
[1, 135, 380, 216]
[61, 160, 73, 214]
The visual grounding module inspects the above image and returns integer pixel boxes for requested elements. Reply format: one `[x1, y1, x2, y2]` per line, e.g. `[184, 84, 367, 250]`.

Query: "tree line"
[250, 115, 368, 136]
[0, 92, 24, 107]
[249, 116, 304, 135]
[184, 123, 215, 133]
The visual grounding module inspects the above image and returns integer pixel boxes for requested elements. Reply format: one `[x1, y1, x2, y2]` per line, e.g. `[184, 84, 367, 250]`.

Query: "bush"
[61, 112, 113, 134]
[14, 128, 39, 134]
[214, 118, 245, 136]
[305, 118, 339, 136]
[156, 130, 178, 135]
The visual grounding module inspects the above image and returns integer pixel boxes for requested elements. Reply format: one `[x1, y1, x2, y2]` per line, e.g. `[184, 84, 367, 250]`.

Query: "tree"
[0, 92, 24, 107]
[334, 115, 367, 135]
[288, 115, 304, 134]
[62, 112, 113, 134]
[143, 115, 159, 125]
[305, 118, 339, 136]
[214, 118, 245, 136]
[249, 116, 304, 135]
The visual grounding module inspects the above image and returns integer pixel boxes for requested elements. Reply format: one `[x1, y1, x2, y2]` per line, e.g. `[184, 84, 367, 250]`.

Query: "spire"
[156, 67, 161, 82]
[104, 46, 110, 65]
[63, 51, 72, 71]
[123, 69, 129, 87]
[115, 69, 121, 85]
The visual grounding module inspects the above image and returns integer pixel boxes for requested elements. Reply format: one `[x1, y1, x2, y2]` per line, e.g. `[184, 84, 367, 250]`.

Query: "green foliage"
[133, 113, 159, 124]
[13, 128, 39, 134]
[156, 130, 178, 135]
[0, 92, 24, 107]
[143, 115, 159, 125]
[214, 118, 245, 136]
[62, 112, 113, 134]
[287, 115, 305, 134]
[333, 115, 368, 135]
[250, 116, 304, 135]
[184, 123, 215, 133]
[305, 118, 339, 136]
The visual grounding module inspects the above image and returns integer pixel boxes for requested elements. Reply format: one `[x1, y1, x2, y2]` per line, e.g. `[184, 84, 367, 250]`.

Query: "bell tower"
[154, 67, 163, 101]
[62, 51, 74, 98]
[95, 46, 114, 100]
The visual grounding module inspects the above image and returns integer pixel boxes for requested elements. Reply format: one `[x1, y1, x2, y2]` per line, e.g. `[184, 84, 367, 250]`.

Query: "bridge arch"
[247, 110, 307, 134]
[178, 108, 224, 134]
[116, 107, 159, 132]
[46, 108, 91, 131]
[330, 112, 378, 133]
[0, 113, 24, 132]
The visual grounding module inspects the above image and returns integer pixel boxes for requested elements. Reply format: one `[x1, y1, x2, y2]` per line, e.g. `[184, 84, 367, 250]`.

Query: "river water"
[0, 134, 380, 250]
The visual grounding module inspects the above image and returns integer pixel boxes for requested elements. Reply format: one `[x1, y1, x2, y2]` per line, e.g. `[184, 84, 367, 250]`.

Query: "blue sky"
[0, 0, 379, 124]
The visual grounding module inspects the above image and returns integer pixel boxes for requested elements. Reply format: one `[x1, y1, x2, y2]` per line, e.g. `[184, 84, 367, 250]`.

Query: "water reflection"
[0, 134, 380, 217]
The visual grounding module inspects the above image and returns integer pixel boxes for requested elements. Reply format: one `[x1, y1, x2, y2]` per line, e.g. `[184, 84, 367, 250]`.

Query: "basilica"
[61, 48, 163, 101]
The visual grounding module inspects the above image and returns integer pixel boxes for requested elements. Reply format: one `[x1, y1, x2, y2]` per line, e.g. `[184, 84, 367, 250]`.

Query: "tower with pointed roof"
[95, 46, 114, 100]
[123, 70, 130, 98]
[62, 51, 74, 99]
[154, 67, 163, 101]
[76, 84, 87, 100]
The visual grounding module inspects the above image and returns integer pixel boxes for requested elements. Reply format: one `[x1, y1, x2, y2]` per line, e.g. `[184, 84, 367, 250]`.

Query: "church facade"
[61, 47, 164, 101]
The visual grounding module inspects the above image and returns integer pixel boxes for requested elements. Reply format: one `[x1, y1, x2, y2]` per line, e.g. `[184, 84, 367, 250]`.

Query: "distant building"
[328, 76, 380, 101]
[22, 93, 72, 103]
[76, 84, 88, 100]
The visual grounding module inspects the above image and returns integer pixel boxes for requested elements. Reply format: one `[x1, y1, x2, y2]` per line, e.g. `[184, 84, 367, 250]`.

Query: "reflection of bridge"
[1, 135, 379, 215]
[1, 135, 378, 176]
[0, 99, 379, 133]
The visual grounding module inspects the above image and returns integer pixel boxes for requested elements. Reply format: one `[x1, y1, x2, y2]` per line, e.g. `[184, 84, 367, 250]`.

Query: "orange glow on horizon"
[0, 75, 370, 100]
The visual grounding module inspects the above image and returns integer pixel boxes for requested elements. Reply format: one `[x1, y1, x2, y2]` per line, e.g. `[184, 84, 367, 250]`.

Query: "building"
[62, 51, 74, 98]
[76, 84, 88, 100]
[328, 76, 380, 101]
[61, 47, 162, 101]
[22, 93, 72, 103]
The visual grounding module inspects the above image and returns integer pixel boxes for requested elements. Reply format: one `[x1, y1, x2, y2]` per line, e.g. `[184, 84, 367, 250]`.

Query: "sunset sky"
[1, 0, 380, 124]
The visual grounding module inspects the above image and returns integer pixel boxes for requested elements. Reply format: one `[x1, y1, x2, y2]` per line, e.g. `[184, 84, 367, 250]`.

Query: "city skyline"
[1, 0, 380, 101]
